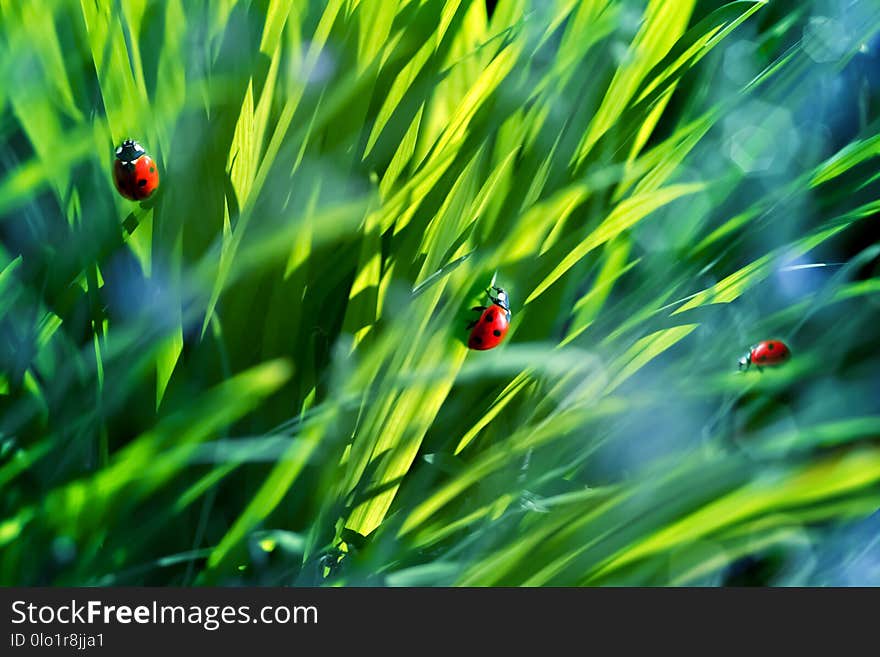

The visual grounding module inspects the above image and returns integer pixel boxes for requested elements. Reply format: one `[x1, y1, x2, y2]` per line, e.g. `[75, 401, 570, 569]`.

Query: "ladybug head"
[738, 350, 752, 371]
[491, 286, 509, 311]
[115, 139, 146, 165]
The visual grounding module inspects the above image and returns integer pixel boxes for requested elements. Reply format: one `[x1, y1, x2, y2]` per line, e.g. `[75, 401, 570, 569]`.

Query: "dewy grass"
[0, 0, 879, 586]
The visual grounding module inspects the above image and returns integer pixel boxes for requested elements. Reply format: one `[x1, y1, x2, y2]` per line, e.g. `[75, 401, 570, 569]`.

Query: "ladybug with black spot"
[113, 139, 159, 201]
[467, 286, 510, 350]
[738, 339, 791, 372]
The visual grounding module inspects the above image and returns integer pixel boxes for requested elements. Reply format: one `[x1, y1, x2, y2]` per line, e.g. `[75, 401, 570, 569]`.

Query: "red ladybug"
[113, 139, 159, 201]
[738, 339, 791, 371]
[467, 286, 510, 350]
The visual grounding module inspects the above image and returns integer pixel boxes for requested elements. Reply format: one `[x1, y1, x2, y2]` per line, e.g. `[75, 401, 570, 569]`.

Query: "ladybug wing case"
[131, 156, 159, 199]
[113, 160, 138, 200]
[468, 307, 510, 350]
[113, 153, 159, 201]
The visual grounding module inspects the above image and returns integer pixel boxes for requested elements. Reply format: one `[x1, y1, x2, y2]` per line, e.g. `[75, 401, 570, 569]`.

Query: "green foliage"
[1, 0, 879, 586]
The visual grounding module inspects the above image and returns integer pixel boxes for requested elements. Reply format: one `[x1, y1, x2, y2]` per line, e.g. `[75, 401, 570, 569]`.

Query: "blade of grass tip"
[21, 370, 48, 425]
[497, 182, 590, 266]
[284, 178, 321, 278]
[356, 0, 399, 73]
[436, 0, 464, 49]
[633, 1, 769, 107]
[620, 0, 765, 177]
[0, 508, 36, 550]
[617, 108, 718, 201]
[411, 251, 473, 297]
[228, 81, 256, 208]
[421, 41, 522, 167]
[518, 133, 562, 213]
[572, 0, 696, 168]
[411, 503, 507, 550]
[690, 203, 765, 254]
[206, 0, 239, 49]
[532, 0, 617, 100]
[420, 28, 521, 176]
[562, 236, 633, 346]
[378, 102, 425, 197]
[253, 47, 283, 163]
[260, 0, 292, 55]
[0, 254, 22, 288]
[810, 132, 880, 188]
[414, 150, 482, 282]
[605, 324, 698, 393]
[630, 114, 716, 198]
[425, 0, 489, 145]
[420, 113, 518, 243]
[363, 37, 435, 162]
[675, 219, 860, 316]
[454, 371, 533, 454]
[155, 237, 183, 409]
[123, 207, 153, 276]
[525, 182, 706, 305]
[384, 146, 460, 235]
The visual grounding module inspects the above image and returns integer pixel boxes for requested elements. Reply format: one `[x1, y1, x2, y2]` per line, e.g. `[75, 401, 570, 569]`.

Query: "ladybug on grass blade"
[738, 339, 791, 372]
[113, 139, 159, 201]
[467, 286, 510, 351]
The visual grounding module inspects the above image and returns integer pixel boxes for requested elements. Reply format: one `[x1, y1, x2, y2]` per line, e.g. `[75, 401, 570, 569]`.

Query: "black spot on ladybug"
[138, 179, 147, 187]
[150, 167, 155, 173]
[473, 336, 482, 344]
[493, 329, 501, 337]
[758, 355, 766, 362]
[767, 343, 774, 350]
[485, 312, 494, 322]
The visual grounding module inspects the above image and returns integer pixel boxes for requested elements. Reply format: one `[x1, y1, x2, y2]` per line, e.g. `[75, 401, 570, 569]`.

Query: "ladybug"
[738, 339, 791, 372]
[467, 286, 510, 350]
[113, 139, 159, 201]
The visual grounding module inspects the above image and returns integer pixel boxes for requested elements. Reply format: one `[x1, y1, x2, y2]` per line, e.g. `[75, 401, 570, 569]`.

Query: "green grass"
[1, 0, 880, 586]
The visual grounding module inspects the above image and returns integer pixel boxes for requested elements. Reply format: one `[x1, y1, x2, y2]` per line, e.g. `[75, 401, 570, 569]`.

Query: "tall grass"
[1, 0, 879, 586]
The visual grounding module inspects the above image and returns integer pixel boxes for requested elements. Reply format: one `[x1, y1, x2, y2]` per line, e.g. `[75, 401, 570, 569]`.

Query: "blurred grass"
[1, 0, 880, 586]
